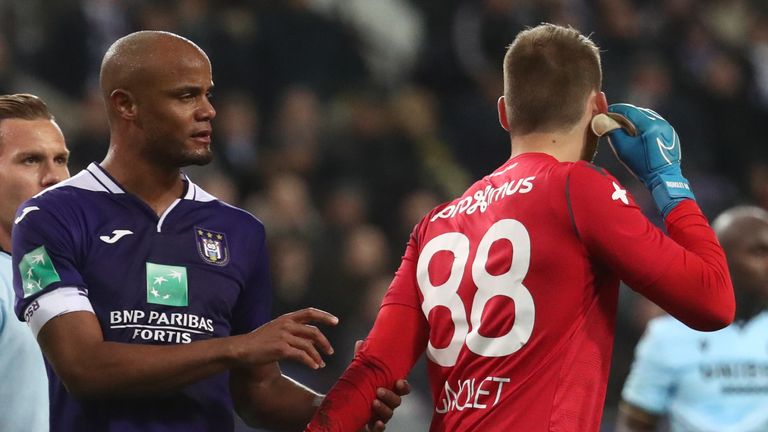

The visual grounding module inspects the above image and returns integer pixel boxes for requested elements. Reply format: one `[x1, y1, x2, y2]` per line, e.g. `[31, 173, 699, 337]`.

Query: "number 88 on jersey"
[416, 219, 535, 367]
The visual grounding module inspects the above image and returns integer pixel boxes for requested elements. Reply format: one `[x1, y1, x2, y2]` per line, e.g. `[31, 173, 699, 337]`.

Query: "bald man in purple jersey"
[12, 31, 406, 432]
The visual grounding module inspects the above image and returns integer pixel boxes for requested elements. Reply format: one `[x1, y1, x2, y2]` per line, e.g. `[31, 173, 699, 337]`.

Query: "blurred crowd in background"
[1, 0, 767, 430]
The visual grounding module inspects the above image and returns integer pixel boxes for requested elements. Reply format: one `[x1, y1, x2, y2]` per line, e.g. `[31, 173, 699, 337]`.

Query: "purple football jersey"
[12, 163, 272, 432]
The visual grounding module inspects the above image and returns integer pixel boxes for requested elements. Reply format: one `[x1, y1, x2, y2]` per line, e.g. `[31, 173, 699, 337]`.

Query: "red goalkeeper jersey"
[307, 152, 734, 432]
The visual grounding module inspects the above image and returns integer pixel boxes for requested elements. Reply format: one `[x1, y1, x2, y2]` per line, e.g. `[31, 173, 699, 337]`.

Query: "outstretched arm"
[306, 304, 428, 431]
[37, 307, 336, 398]
[230, 359, 411, 432]
[230, 361, 321, 431]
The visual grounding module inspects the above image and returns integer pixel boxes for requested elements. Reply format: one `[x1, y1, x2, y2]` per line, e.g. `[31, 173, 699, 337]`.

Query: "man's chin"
[186, 154, 214, 166]
[182, 148, 214, 166]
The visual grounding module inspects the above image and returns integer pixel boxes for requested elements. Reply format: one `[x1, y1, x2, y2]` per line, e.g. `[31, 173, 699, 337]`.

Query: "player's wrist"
[312, 394, 325, 407]
[224, 334, 250, 367]
[649, 172, 695, 218]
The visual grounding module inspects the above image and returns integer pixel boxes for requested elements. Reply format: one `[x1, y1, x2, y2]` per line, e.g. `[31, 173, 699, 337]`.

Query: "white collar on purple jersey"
[33, 163, 217, 203]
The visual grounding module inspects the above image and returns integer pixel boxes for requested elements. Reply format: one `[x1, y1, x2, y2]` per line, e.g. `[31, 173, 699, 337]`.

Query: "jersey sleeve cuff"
[663, 199, 701, 225]
[24, 287, 94, 337]
[651, 174, 695, 218]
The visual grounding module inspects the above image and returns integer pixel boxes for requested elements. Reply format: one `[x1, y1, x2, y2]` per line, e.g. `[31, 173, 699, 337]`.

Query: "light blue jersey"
[623, 314, 768, 432]
[0, 250, 48, 431]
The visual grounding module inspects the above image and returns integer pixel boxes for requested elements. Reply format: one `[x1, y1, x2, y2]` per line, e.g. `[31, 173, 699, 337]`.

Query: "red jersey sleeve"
[567, 162, 734, 330]
[305, 228, 429, 432]
[380, 222, 428, 308]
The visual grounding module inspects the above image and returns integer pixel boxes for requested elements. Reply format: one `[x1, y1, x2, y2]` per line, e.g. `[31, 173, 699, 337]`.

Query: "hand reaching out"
[237, 308, 338, 370]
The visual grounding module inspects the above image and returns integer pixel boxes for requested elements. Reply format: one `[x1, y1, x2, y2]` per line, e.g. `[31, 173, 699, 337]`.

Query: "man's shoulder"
[425, 156, 612, 222]
[207, 201, 265, 232]
[15, 172, 116, 233]
[185, 184, 265, 233]
[572, 160, 611, 175]
[565, 160, 617, 182]
[28, 169, 110, 208]
[489, 154, 620, 195]
[561, 161, 639, 215]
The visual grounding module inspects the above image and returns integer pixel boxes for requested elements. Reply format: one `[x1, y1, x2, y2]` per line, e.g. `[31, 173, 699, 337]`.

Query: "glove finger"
[638, 107, 664, 120]
[604, 121, 637, 150]
[600, 112, 638, 138]
[608, 103, 664, 132]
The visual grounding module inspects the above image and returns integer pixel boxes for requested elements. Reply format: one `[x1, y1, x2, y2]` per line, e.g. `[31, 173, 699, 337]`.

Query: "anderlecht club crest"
[195, 227, 230, 266]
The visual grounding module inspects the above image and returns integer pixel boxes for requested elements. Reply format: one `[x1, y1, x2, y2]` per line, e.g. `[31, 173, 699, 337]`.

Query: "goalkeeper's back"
[305, 23, 734, 432]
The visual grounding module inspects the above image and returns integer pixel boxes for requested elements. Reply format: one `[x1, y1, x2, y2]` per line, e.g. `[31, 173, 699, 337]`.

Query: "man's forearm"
[655, 200, 735, 330]
[39, 312, 243, 398]
[306, 304, 427, 431]
[40, 307, 341, 399]
[620, 200, 734, 331]
[231, 365, 321, 430]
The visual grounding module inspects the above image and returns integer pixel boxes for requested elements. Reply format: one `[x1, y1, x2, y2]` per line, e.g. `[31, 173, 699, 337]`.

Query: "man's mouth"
[190, 130, 212, 144]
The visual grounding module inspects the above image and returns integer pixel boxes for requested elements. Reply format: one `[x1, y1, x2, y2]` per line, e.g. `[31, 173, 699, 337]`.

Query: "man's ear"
[110, 89, 138, 120]
[497, 96, 510, 131]
[595, 91, 608, 114]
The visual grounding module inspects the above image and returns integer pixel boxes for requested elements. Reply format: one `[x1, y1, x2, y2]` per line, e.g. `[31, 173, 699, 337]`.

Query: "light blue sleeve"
[0, 252, 49, 432]
[0, 252, 14, 331]
[0, 260, 9, 332]
[621, 317, 679, 414]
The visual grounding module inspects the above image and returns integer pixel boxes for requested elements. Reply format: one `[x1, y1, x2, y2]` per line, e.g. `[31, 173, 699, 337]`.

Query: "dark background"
[2, 0, 766, 430]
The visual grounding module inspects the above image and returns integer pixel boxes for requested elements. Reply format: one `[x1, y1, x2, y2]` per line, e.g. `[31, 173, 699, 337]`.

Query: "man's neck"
[510, 130, 586, 163]
[101, 149, 185, 217]
[507, 107, 597, 163]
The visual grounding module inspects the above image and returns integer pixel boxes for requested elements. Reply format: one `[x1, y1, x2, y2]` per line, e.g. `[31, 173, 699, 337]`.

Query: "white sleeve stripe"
[25, 287, 95, 338]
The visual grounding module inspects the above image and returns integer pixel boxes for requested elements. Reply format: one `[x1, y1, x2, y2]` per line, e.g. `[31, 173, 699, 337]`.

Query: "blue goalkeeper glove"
[606, 103, 695, 218]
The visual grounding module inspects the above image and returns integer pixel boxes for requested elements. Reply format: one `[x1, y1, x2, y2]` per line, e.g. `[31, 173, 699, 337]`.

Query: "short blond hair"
[0, 93, 54, 122]
[503, 24, 602, 135]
